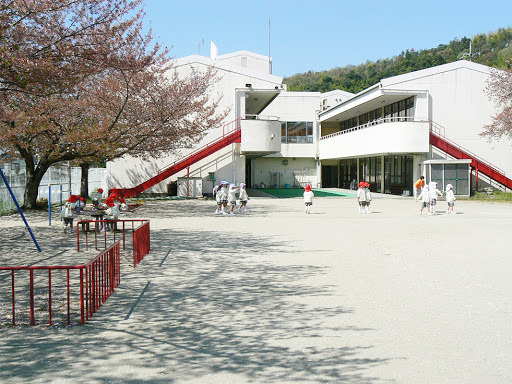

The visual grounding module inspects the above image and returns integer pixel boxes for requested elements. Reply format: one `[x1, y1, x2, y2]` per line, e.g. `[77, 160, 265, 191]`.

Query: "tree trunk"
[80, 162, 90, 199]
[23, 161, 50, 209]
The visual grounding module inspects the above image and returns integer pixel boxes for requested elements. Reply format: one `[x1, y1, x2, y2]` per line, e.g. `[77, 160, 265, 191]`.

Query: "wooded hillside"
[284, 27, 512, 94]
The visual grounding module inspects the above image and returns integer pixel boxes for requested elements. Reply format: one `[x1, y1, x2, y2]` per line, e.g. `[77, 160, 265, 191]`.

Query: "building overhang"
[319, 88, 427, 124]
[244, 88, 281, 115]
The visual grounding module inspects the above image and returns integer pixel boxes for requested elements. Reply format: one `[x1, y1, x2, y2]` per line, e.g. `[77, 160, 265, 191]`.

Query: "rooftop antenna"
[469, 40, 472, 62]
[193, 38, 205, 55]
[268, 0, 272, 74]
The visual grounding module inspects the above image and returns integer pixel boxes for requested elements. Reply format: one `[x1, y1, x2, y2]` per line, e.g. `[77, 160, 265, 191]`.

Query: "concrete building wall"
[107, 55, 283, 195]
[216, 51, 272, 75]
[382, 63, 512, 177]
[252, 157, 317, 188]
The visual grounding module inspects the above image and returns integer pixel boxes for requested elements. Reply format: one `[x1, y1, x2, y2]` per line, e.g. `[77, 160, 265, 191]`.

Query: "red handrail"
[133, 221, 150, 267]
[158, 117, 242, 175]
[117, 118, 242, 198]
[0, 241, 120, 326]
[429, 121, 512, 190]
[429, 121, 505, 174]
[76, 219, 149, 254]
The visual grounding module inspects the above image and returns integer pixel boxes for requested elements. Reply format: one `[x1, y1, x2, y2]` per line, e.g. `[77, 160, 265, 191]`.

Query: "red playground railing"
[0, 241, 120, 326]
[133, 220, 150, 267]
[76, 219, 150, 267]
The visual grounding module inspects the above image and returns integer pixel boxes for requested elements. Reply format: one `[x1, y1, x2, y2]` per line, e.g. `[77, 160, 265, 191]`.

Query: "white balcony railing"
[321, 116, 427, 140]
[319, 118, 430, 160]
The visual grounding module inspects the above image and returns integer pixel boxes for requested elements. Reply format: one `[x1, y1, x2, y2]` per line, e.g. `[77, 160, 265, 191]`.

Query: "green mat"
[256, 188, 355, 198]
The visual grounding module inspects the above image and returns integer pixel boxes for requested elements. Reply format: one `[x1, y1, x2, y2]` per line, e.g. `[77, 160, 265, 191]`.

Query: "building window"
[241, 57, 247, 67]
[341, 96, 415, 130]
[281, 121, 314, 143]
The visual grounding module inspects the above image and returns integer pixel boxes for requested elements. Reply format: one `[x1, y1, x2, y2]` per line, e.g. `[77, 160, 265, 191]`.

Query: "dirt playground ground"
[0, 194, 511, 383]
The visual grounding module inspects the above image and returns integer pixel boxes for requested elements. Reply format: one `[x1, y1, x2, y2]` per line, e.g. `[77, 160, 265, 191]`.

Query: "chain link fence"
[1, 161, 107, 215]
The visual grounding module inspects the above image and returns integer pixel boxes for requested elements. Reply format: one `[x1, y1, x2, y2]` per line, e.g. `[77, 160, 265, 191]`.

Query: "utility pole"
[268, 0, 272, 74]
[193, 38, 204, 55]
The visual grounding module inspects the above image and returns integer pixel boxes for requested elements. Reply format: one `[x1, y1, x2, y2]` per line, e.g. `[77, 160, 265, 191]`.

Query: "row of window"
[339, 155, 414, 194]
[340, 96, 415, 130]
[281, 121, 314, 143]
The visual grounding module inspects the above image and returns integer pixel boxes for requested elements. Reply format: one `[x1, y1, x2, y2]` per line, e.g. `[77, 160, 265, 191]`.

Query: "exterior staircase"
[429, 121, 512, 190]
[117, 119, 241, 198]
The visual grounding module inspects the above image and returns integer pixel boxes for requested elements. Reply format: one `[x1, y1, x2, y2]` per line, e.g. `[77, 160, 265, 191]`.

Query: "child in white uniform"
[428, 181, 443, 214]
[418, 185, 431, 215]
[227, 183, 239, 215]
[103, 197, 120, 231]
[356, 181, 367, 214]
[217, 181, 228, 215]
[91, 188, 103, 209]
[238, 183, 249, 212]
[61, 196, 78, 233]
[445, 184, 456, 214]
[213, 185, 221, 214]
[364, 182, 372, 213]
[303, 184, 314, 214]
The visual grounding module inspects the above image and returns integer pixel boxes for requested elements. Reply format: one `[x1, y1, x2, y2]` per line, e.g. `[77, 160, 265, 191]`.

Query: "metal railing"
[133, 221, 150, 267]
[320, 116, 425, 140]
[0, 241, 120, 326]
[243, 114, 280, 121]
[76, 219, 148, 251]
[157, 118, 242, 175]
[76, 219, 150, 268]
[429, 120, 505, 175]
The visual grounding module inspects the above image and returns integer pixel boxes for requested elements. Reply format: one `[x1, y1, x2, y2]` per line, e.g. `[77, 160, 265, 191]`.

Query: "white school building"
[108, 43, 512, 197]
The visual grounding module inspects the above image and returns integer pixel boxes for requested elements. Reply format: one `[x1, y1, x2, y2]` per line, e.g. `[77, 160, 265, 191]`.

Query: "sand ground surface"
[0, 194, 511, 383]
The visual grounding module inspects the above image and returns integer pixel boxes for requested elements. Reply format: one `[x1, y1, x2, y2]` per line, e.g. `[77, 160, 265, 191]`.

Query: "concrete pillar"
[381, 155, 385, 193]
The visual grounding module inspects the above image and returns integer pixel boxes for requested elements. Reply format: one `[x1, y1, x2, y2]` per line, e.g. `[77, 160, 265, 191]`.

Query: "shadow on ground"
[0, 204, 393, 383]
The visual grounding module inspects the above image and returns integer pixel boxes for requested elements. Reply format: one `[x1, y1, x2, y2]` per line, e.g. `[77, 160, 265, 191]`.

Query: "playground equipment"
[76, 219, 150, 268]
[0, 166, 41, 252]
[0, 241, 121, 325]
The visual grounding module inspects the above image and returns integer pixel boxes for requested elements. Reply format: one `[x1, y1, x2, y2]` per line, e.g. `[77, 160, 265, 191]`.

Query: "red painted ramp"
[118, 126, 241, 198]
[429, 128, 512, 190]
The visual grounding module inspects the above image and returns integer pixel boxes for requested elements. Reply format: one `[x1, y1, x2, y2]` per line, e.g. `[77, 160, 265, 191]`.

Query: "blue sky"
[142, 0, 512, 77]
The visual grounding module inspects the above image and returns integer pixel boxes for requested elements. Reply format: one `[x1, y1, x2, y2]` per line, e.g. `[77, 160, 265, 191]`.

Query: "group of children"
[416, 180, 456, 215]
[303, 181, 372, 215]
[303, 181, 373, 214]
[61, 188, 127, 233]
[303, 178, 455, 216]
[213, 181, 249, 215]
[303, 181, 372, 214]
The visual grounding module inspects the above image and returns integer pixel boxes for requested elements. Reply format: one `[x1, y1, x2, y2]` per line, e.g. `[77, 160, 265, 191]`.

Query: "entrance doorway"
[245, 158, 252, 188]
[321, 165, 338, 188]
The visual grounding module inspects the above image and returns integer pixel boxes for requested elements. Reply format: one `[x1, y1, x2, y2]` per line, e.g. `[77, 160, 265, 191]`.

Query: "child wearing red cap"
[364, 182, 372, 213]
[303, 184, 314, 214]
[61, 195, 78, 233]
[102, 196, 120, 231]
[357, 181, 369, 214]
[79, 196, 86, 211]
[91, 188, 104, 209]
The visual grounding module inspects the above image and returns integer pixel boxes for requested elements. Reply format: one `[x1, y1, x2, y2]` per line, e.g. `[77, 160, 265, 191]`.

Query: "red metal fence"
[133, 221, 150, 267]
[0, 241, 120, 326]
[76, 219, 150, 267]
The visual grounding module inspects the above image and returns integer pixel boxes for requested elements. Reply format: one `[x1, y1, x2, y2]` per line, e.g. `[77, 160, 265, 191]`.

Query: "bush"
[472, 190, 512, 201]
[35, 198, 49, 209]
